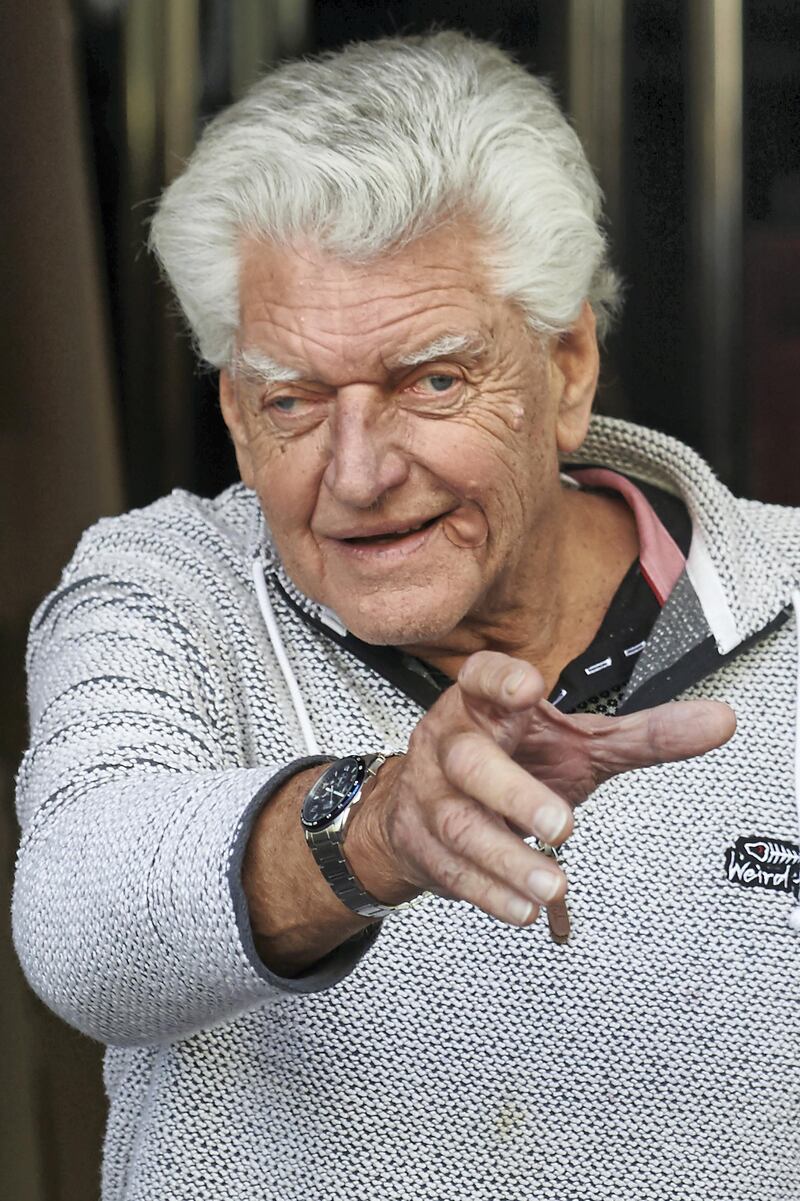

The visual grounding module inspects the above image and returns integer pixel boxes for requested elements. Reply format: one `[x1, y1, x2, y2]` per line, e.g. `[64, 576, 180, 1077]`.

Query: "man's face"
[221, 224, 594, 646]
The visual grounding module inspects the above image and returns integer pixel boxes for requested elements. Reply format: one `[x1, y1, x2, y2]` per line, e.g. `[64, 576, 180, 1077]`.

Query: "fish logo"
[725, 835, 800, 898]
[743, 840, 800, 867]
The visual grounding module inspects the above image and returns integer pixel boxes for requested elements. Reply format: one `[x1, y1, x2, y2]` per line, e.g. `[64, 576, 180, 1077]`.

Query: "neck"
[403, 484, 640, 693]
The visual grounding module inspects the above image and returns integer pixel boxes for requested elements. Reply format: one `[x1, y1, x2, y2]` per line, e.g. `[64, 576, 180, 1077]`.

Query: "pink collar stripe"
[567, 466, 686, 606]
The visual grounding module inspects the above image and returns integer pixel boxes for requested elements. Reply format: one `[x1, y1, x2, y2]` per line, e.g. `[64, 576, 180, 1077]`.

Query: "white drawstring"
[789, 590, 800, 931]
[252, 558, 320, 756]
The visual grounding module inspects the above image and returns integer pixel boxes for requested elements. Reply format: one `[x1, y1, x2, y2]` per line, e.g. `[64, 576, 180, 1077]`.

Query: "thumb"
[586, 699, 737, 783]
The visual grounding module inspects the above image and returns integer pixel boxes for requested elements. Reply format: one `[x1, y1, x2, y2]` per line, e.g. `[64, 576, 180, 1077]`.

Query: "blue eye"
[425, 375, 456, 392]
[273, 396, 296, 411]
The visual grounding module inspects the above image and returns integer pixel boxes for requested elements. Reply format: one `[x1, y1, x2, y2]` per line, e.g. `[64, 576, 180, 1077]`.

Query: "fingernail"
[535, 803, 567, 843]
[505, 668, 527, 696]
[526, 869, 559, 903]
[508, 896, 535, 924]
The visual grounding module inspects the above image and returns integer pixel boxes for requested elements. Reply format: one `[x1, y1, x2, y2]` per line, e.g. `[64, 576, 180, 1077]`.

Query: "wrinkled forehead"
[233, 226, 512, 383]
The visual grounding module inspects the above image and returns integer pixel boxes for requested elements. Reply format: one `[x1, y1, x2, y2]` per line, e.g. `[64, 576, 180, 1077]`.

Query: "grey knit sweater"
[13, 417, 800, 1200]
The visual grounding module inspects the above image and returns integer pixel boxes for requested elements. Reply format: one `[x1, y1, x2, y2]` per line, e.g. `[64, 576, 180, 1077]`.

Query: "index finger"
[457, 651, 546, 712]
[442, 729, 574, 846]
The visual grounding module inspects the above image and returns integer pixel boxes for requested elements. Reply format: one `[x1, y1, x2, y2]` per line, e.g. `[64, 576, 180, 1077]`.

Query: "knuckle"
[437, 802, 480, 855]
[407, 723, 424, 751]
[443, 732, 486, 789]
[407, 720, 435, 760]
[435, 857, 467, 898]
[482, 843, 518, 882]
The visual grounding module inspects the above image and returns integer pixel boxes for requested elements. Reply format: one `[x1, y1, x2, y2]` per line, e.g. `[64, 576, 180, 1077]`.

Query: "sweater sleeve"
[12, 527, 379, 1047]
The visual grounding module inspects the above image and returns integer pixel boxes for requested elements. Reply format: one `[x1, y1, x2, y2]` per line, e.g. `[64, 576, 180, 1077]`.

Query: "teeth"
[369, 522, 425, 538]
[349, 518, 432, 542]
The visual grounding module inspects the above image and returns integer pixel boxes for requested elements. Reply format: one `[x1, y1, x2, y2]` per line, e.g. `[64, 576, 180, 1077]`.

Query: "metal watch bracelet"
[304, 753, 423, 919]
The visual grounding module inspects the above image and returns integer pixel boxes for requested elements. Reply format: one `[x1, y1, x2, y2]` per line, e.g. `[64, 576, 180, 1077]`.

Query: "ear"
[550, 302, 600, 454]
[219, 369, 256, 489]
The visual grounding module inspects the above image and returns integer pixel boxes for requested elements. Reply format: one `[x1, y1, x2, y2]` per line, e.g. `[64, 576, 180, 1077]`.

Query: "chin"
[339, 588, 470, 648]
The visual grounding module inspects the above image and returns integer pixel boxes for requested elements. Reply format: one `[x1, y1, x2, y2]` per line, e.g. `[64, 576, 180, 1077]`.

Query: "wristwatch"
[300, 754, 405, 919]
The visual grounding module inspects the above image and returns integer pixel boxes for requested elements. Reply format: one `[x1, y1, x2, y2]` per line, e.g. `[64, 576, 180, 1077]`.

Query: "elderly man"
[14, 31, 800, 1201]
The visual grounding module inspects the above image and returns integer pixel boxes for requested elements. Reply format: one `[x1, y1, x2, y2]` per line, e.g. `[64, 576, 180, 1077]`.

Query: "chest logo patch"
[724, 836, 800, 897]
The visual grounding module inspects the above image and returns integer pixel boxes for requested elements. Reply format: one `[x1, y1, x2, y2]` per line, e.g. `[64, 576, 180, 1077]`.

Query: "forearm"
[242, 756, 416, 975]
[15, 766, 314, 1045]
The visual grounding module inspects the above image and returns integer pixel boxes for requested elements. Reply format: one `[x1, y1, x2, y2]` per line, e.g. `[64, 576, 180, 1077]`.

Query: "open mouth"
[341, 513, 444, 547]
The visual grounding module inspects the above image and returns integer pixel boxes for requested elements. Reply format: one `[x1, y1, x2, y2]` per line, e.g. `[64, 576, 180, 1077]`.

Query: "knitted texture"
[13, 416, 800, 1200]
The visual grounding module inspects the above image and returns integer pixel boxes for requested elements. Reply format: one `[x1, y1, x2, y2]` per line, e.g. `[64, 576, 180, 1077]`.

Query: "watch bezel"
[300, 756, 366, 832]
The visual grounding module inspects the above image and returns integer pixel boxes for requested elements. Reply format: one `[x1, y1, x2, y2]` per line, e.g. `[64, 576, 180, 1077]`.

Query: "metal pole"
[231, 0, 310, 99]
[122, 0, 164, 502]
[686, 0, 744, 487]
[161, 0, 200, 486]
[122, 0, 200, 498]
[565, 0, 627, 420]
[566, 0, 626, 245]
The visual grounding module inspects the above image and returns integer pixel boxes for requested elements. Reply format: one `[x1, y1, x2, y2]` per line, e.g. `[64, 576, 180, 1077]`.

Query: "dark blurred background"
[1, 1, 798, 1197]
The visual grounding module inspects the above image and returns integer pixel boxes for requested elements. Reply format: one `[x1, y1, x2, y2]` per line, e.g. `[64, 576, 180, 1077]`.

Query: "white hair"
[149, 31, 621, 368]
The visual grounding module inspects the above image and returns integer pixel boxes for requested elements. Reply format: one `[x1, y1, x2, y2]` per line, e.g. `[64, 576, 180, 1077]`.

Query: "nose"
[322, 388, 409, 509]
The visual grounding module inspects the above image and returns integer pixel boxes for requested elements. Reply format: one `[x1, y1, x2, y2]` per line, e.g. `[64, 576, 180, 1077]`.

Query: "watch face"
[301, 757, 366, 831]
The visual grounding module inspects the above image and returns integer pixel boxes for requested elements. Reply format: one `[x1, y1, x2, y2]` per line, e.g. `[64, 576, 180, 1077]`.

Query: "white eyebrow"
[232, 348, 303, 386]
[232, 332, 486, 386]
[391, 332, 487, 369]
